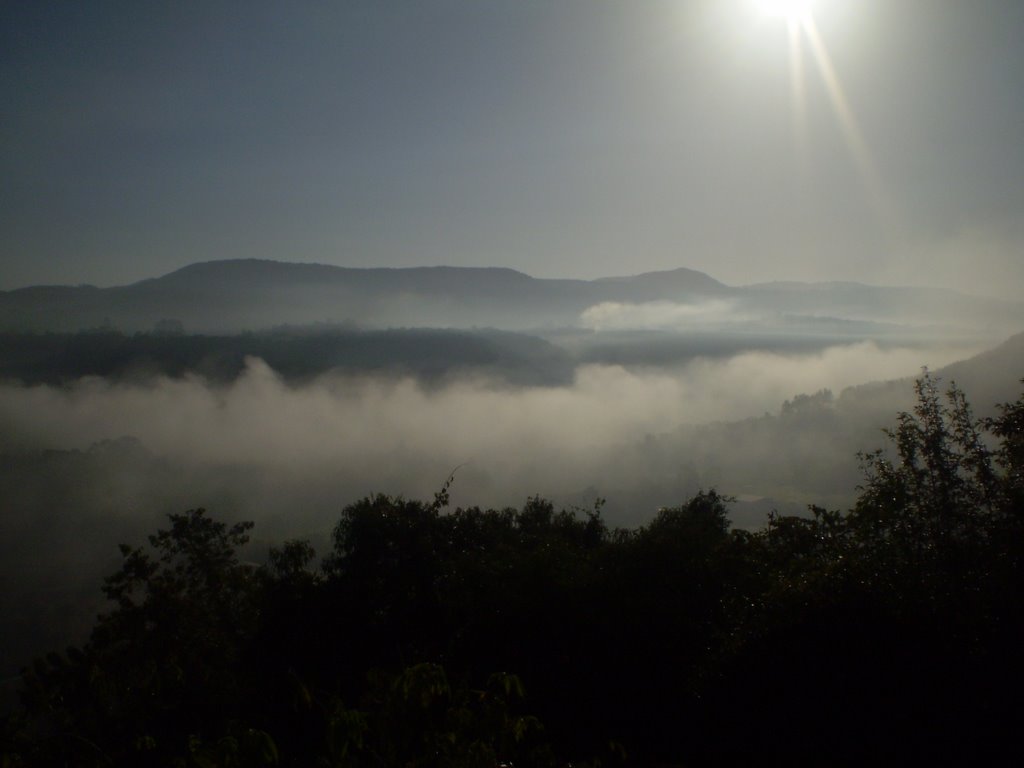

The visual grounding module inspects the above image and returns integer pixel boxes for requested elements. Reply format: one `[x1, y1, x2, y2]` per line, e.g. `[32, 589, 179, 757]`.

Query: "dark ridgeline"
[1, 258, 1021, 334]
[0, 260, 731, 334]
[0, 327, 575, 388]
[4, 374, 1024, 766]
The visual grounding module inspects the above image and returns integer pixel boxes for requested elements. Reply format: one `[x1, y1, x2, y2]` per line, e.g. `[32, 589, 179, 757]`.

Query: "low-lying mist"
[0, 340, 980, 501]
[0, 337, 1005, 680]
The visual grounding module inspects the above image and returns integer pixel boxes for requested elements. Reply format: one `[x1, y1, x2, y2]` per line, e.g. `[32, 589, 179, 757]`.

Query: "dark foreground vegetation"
[3, 374, 1023, 766]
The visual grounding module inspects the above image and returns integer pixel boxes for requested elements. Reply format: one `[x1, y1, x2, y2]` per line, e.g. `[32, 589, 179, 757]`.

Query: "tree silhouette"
[6, 375, 1024, 766]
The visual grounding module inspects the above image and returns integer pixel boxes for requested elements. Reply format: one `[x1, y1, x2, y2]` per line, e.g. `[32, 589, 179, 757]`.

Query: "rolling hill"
[2, 258, 1020, 334]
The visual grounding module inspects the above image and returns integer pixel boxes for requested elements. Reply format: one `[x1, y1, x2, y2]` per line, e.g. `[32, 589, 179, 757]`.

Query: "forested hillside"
[0, 327, 573, 388]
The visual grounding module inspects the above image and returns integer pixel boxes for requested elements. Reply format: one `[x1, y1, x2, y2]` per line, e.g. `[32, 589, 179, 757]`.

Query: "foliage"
[4, 373, 1024, 765]
[699, 372, 1024, 763]
[12, 510, 261, 767]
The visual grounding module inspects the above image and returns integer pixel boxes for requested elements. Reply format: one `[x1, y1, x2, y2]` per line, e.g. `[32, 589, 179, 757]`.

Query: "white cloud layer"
[580, 300, 745, 330]
[0, 341, 981, 506]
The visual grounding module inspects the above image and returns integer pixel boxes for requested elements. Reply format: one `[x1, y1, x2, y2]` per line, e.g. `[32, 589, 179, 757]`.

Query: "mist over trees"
[1, 332, 1022, 684]
[3, 374, 1023, 765]
[1, 261, 1022, 763]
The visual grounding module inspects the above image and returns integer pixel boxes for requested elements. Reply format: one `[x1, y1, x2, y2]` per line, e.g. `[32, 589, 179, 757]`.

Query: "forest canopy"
[3, 373, 1023, 766]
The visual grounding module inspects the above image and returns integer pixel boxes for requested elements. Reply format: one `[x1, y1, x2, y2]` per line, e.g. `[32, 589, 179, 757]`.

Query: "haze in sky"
[2, 0, 1022, 296]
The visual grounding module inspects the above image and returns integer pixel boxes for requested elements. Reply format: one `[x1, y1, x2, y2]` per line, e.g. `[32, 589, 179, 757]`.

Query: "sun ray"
[788, 17, 808, 179]
[756, 4, 902, 240]
[801, 17, 897, 232]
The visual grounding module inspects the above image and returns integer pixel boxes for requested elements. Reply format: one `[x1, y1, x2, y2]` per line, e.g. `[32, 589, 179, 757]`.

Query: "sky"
[2, 0, 1023, 295]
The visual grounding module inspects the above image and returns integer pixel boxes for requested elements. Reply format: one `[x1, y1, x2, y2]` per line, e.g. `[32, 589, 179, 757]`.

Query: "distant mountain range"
[1, 259, 1021, 335]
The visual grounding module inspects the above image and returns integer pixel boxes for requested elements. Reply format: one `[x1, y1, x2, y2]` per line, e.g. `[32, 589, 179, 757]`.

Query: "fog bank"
[0, 340, 984, 517]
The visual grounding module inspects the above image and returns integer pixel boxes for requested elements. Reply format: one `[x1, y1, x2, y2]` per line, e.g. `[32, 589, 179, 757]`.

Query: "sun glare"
[749, 0, 898, 239]
[757, 0, 814, 22]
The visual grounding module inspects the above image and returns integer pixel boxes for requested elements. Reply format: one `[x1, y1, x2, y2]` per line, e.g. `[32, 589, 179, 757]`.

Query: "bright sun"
[756, 0, 814, 21]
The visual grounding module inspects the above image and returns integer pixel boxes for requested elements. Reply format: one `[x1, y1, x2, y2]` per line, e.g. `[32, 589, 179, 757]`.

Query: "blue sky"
[3, 0, 1023, 295]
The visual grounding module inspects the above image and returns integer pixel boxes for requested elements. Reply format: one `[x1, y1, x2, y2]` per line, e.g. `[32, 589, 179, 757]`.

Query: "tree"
[17, 509, 264, 766]
[851, 372, 1023, 595]
[701, 373, 1024, 764]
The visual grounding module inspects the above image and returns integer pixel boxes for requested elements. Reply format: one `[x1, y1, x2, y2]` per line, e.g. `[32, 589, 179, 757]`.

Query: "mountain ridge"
[1, 258, 1021, 335]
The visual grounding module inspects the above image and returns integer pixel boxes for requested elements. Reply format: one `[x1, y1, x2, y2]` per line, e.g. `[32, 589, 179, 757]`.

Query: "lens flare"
[754, 2, 900, 239]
